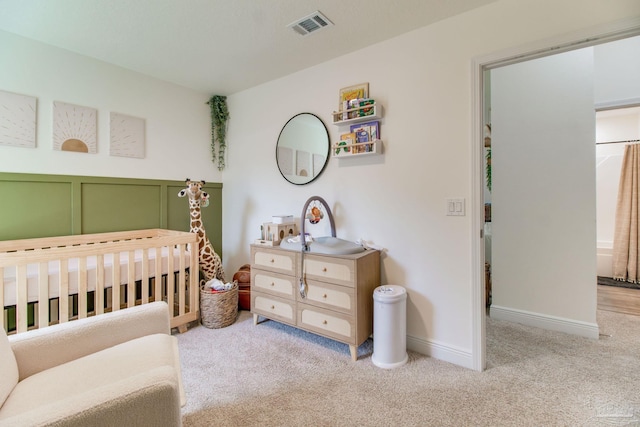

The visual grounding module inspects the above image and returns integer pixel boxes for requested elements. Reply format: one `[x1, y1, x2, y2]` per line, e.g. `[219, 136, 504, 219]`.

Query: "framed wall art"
[277, 146, 294, 176]
[110, 112, 145, 158]
[296, 150, 310, 177]
[53, 101, 97, 153]
[0, 90, 37, 148]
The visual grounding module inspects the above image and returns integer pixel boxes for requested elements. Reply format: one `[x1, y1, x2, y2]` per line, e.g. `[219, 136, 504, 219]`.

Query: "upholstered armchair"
[0, 301, 184, 426]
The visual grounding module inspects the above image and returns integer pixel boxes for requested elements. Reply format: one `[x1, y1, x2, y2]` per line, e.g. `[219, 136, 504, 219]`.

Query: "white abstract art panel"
[0, 90, 37, 148]
[277, 146, 294, 175]
[53, 101, 97, 153]
[296, 150, 310, 177]
[110, 112, 145, 158]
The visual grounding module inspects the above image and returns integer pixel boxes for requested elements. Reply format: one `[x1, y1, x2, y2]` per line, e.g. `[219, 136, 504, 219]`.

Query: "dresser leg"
[349, 345, 358, 361]
[253, 313, 259, 325]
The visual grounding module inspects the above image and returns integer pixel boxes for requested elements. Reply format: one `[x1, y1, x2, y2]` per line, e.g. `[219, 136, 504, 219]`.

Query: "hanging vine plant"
[207, 95, 230, 171]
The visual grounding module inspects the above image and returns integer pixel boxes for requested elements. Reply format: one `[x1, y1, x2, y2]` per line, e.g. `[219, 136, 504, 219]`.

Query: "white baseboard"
[406, 335, 474, 369]
[490, 305, 599, 339]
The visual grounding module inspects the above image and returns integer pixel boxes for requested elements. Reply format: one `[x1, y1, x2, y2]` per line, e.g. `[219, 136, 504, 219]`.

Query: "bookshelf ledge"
[332, 140, 382, 158]
[331, 103, 383, 126]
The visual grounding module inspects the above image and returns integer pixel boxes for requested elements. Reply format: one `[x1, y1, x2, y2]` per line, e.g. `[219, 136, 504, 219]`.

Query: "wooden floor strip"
[597, 285, 640, 316]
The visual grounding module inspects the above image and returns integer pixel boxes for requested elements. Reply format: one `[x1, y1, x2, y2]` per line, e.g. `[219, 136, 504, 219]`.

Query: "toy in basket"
[200, 279, 238, 329]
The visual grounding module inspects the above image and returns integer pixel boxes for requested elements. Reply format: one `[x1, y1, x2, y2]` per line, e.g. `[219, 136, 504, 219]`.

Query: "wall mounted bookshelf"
[331, 103, 382, 125]
[331, 102, 384, 159]
[332, 140, 381, 158]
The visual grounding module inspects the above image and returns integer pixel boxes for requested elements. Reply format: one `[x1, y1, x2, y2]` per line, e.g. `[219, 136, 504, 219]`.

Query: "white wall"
[0, 30, 218, 183]
[594, 36, 640, 106]
[491, 49, 598, 334]
[222, 0, 640, 367]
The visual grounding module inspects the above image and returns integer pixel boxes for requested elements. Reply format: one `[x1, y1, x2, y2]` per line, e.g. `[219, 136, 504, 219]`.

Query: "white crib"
[0, 229, 199, 334]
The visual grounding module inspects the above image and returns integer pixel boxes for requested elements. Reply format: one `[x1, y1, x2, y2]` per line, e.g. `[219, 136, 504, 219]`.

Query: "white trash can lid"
[373, 285, 406, 303]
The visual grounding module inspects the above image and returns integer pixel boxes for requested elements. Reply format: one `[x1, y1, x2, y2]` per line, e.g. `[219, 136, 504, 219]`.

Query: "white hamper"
[371, 285, 408, 369]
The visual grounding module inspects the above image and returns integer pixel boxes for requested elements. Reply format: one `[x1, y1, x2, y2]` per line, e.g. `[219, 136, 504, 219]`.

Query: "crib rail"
[0, 229, 199, 334]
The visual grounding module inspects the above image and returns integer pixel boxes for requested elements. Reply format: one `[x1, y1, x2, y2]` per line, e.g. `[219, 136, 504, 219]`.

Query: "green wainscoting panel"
[81, 183, 161, 233]
[0, 173, 223, 256]
[0, 175, 73, 239]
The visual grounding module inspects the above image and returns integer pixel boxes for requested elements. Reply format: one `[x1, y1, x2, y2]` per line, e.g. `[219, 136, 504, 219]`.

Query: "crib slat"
[154, 247, 162, 302]
[167, 245, 175, 315]
[59, 260, 69, 323]
[78, 257, 88, 319]
[96, 254, 105, 315]
[141, 249, 149, 304]
[112, 252, 120, 311]
[127, 250, 135, 308]
[38, 262, 49, 328]
[177, 244, 185, 316]
[16, 265, 28, 333]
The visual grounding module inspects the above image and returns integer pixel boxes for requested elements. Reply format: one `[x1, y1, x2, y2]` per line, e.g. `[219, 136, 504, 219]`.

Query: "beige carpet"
[176, 310, 640, 426]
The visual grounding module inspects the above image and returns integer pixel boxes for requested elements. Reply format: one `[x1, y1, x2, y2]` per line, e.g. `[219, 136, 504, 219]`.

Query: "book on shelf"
[358, 99, 374, 117]
[354, 128, 370, 153]
[348, 99, 361, 119]
[336, 132, 356, 155]
[350, 121, 380, 153]
[342, 100, 349, 120]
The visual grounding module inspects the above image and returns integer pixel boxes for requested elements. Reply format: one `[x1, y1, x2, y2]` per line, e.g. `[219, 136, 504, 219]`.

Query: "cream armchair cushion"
[0, 327, 18, 406]
[0, 301, 184, 427]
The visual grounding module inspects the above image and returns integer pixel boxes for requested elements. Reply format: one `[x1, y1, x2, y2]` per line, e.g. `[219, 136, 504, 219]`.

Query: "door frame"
[470, 18, 640, 371]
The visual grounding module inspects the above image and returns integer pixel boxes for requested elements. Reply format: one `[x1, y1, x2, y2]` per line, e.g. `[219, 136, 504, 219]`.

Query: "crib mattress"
[2, 247, 191, 307]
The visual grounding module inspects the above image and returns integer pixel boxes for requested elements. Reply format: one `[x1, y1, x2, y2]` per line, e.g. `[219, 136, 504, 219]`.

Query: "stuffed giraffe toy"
[178, 179, 225, 282]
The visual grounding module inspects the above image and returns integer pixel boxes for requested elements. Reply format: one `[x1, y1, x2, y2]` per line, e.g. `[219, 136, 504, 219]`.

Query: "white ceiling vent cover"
[287, 11, 334, 36]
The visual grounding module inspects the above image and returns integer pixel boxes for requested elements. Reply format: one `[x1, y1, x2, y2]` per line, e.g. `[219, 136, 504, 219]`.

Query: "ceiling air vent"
[287, 11, 334, 36]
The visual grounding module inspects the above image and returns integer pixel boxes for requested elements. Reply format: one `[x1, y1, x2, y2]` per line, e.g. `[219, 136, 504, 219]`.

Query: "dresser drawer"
[252, 246, 297, 275]
[297, 304, 354, 344]
[299, 279, 353, 314]
[303, 255, 354, 287]
[252, 270, 295, 298]
[252, 292, 295, 325]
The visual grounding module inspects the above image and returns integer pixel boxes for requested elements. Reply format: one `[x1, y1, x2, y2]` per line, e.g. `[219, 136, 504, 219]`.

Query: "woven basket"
[200, 282, 238, 329]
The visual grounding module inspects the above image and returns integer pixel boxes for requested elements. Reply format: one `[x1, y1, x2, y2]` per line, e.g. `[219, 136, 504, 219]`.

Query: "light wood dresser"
[250, 244, 380, 361]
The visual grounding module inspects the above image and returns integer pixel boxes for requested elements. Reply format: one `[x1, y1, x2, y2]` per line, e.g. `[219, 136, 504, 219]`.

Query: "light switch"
[446, 198, 465, 216]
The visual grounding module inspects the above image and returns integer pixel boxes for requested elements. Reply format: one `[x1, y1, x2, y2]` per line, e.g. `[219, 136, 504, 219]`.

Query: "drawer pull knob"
[322, 294, 328, 298]
[271, 305, 275, 310]
[322, 267, 327, 272]
[270, 259, 275, 263]
[322, 320, 327, 325]
[270, 282, 275, 286]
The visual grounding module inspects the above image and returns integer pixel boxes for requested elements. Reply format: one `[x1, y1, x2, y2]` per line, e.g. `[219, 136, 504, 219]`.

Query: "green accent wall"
[0, 173, 223, 255]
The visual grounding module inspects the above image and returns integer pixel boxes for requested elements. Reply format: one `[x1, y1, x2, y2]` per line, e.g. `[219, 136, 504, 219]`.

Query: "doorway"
[596, 106, 640, 316]
[472, 24, 640, 371]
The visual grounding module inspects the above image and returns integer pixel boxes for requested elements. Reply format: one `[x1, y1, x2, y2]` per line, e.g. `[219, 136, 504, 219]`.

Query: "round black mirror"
[276, 113, 329, 185]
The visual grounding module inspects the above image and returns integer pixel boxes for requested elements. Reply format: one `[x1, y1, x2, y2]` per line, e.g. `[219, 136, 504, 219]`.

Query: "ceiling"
[0, 0, 496, 95]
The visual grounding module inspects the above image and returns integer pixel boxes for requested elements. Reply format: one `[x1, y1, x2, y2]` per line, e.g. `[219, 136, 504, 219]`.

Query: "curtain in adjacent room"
[613, 143, 640, 283]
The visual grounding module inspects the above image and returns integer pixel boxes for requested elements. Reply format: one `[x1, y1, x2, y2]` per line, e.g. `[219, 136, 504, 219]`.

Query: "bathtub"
[597, 242, 613, 277]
